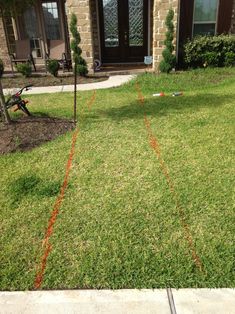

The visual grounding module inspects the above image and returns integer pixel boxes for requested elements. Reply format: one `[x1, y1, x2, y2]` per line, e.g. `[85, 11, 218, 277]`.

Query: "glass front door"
[99, 0, 148, 63]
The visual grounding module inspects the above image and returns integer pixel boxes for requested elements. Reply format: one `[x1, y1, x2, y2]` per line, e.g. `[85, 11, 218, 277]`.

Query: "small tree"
[70, 14, 88, 77]
[159, 8, 176, 73]
[70, 13, 88, 123]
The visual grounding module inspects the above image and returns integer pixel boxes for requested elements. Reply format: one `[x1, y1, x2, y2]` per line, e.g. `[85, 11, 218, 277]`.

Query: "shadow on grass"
[9, 173, 61, 205]
[92, 93, 234, 122]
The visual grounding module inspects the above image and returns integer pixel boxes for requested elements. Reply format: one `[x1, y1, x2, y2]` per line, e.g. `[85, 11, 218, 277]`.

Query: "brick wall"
[152, 0, 179, 71]
[66, 0, 94, 72]
[0, 18, 11, 71]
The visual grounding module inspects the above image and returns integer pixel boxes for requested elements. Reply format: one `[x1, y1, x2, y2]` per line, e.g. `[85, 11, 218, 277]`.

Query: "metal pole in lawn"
[74, 61, 77, 124]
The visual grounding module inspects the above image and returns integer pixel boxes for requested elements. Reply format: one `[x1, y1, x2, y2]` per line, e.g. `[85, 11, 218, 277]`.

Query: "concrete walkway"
[3, 75, 135, 95]
[0, 289, 234, 314]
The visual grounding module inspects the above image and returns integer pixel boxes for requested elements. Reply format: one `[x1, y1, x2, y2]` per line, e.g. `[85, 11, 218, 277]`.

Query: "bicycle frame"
[5, 85, 33, 116]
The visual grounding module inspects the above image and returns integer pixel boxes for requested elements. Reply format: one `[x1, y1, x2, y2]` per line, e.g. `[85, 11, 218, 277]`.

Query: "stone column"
[152, 0, 179, 71]
[0, 18, 11, 71]
[66, 0, 95, 73]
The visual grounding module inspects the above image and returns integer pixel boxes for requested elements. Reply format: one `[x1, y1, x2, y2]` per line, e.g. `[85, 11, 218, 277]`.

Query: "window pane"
[102, 0, 119, 47]
[194, 0, 218, 22]
[23, 7, 39, 38]
[42, 2, 61, 40]
[194, 23, 216, 36]
[129, 0, 144, 47]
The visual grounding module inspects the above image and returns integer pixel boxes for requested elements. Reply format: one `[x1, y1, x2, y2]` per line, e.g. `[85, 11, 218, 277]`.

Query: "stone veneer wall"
[66, 0, 94, 72]
[152, 0, 179, 71]
[0, 18, 11, 71]
[90, 0, 100, 61]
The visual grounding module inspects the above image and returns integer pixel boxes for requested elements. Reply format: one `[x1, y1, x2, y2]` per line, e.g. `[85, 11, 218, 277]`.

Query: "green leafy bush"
[16, 62, 32, 77]
[224, 52, 235, 67]
[184, 35, 235, 68]
[159, 8, 176, 73]
[203, 52, 220, 67]
[0, 59, 4, 77]
[46, 59, 60, 77]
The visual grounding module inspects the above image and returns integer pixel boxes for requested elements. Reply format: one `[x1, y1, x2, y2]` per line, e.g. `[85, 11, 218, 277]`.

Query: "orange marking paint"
[87, 90, 96, 111]
[34, 128, 79, 289]
[135, 82, 203, 272]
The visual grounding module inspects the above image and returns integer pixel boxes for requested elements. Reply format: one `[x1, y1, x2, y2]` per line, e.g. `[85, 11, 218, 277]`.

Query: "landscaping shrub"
[203, 52, 220, 67]
[46, 59, 60, 77]
[0, 59, 4, 77]
[16, 62, 32, 77]
[70, 13, 88, 76]
[75, 57, 88, 76]
[184, 35, 235, 68]
[224, 52, 235, 67]
[159, 8, 176, 73]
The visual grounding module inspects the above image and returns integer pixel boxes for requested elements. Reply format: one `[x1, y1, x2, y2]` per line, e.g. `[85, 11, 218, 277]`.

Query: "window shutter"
[179, 0, 194, 44]
[178, 0, 194, 66]
[217, 0, 233, 34]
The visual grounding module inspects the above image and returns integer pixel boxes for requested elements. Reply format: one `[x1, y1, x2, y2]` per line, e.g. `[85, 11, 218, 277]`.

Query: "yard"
[0, 68, 234, 290]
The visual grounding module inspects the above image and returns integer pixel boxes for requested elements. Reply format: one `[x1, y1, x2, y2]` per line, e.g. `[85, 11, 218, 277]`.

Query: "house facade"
[0, 0, 235, 72]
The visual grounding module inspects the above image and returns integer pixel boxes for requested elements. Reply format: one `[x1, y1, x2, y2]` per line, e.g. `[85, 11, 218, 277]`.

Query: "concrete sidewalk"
[3, 75, 135, 95]
[0, 289, 234, 314]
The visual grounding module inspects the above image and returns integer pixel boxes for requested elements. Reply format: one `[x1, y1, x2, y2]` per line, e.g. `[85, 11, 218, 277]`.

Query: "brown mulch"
[0, 116, 75, 154]
[2, 74, 108, 89]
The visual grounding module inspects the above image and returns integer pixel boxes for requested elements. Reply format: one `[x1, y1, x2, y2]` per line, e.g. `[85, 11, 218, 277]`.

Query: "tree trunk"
[0, 79, 11, 124]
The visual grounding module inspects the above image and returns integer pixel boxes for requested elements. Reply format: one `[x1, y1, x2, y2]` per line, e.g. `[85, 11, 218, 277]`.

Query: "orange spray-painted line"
[34, 128, 79, 289]
[135, 82, 203, 272]
[87, 90, 96, 111]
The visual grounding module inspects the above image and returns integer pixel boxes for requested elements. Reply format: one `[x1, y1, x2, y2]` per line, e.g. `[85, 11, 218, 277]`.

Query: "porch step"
[95, 68, 153, 76]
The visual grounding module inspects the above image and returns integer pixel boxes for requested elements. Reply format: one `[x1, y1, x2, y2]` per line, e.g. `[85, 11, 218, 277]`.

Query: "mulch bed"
[0, 116, 75, 154]
[2, 74, 108, 89]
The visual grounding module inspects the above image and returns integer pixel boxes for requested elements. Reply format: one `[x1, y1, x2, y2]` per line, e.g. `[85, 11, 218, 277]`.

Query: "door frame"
[98, 0, 149, 63]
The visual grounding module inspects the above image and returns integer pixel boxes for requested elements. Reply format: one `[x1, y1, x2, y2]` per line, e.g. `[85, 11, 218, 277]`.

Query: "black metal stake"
[74, 62, 77, 124]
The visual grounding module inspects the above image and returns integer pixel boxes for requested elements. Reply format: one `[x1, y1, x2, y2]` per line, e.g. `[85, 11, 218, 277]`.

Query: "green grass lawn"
[0, 68, 234, 290]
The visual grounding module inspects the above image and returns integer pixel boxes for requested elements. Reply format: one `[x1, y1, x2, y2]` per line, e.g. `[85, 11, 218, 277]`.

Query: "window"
[23, 7, 42, 57]
[193, 0, 219, 36]
[23, 7, 39, 39]
[102, 0, 119, 47]
[42, 2, 61, 40]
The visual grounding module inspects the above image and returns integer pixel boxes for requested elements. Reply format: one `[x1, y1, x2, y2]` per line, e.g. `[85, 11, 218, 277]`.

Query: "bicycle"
[5, 84, 33, 116]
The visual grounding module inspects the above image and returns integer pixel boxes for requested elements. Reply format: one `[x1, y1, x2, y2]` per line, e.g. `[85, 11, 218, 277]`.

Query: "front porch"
[2, 0, 70, 71]
[2, 0, 179, 73]
[1, 0, 235, 74]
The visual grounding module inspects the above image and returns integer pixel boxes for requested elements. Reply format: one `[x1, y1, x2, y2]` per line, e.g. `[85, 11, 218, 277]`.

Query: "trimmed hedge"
[16, 62, 32, 77]
[159, 8, 176, 73]
[184, 35, 235, 68]
[46, 59, 60, 77]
